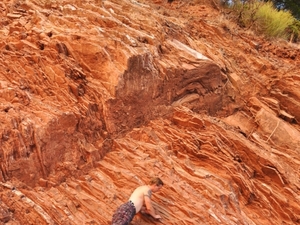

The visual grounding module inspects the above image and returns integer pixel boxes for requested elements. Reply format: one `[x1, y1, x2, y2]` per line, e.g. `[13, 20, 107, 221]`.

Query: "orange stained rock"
[0, 0, 300, 225]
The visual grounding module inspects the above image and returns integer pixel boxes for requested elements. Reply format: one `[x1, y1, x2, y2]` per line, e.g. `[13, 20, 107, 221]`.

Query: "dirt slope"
[0, 0, 300, 224]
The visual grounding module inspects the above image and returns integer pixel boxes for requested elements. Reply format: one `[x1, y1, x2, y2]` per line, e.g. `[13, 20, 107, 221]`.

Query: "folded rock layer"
[0, 0, 300, 224]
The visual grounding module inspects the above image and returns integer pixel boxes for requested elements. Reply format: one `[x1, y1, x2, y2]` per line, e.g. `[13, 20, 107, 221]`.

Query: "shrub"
[225, 0, 298, 41]
[254, 1, 295, 38]
[287, 19, 300, 42]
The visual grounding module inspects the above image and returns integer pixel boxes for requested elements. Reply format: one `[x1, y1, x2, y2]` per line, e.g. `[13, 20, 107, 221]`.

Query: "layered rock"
[0, 0, 300, 224]
[0, 0, 230, 187]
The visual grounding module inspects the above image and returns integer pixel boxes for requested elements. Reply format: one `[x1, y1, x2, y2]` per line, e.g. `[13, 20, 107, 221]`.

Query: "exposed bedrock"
[0, 52, 229, 187]
[0, 0, 235, 187]
[106, 53, 228, 134]
[1, 0, 300, 224]
[269, 74, 300, 123]
[0, 105, 109, 187]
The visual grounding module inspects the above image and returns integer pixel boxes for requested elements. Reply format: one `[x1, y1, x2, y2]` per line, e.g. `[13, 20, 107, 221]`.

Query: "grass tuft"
[225, 0, 298, 41]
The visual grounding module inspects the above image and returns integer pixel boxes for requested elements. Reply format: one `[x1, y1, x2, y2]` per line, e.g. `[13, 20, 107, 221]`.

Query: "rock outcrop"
[0, 0, 300, 224]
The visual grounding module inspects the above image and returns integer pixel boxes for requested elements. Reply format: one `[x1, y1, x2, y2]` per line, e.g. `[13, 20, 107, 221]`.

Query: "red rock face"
[0, 0, 300, 224]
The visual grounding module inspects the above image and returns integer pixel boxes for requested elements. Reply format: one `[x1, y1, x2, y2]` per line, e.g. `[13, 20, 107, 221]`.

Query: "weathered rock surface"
[0, 0, 300, 224]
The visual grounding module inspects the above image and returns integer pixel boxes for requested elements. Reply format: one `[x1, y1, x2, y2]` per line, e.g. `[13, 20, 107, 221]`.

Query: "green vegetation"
[226, 0, 299, 42]
[255, 2, 294, 38]
[269, 0, 300, 20]
[288, 19, 300, 42]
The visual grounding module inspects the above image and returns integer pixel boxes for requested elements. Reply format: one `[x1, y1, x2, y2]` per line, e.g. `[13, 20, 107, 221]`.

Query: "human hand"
[140, 206, 147, 214]
[154, 215, 162, 219]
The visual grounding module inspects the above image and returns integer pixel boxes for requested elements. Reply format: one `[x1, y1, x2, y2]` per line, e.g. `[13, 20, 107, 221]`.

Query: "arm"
[143, 191, 161, 219]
